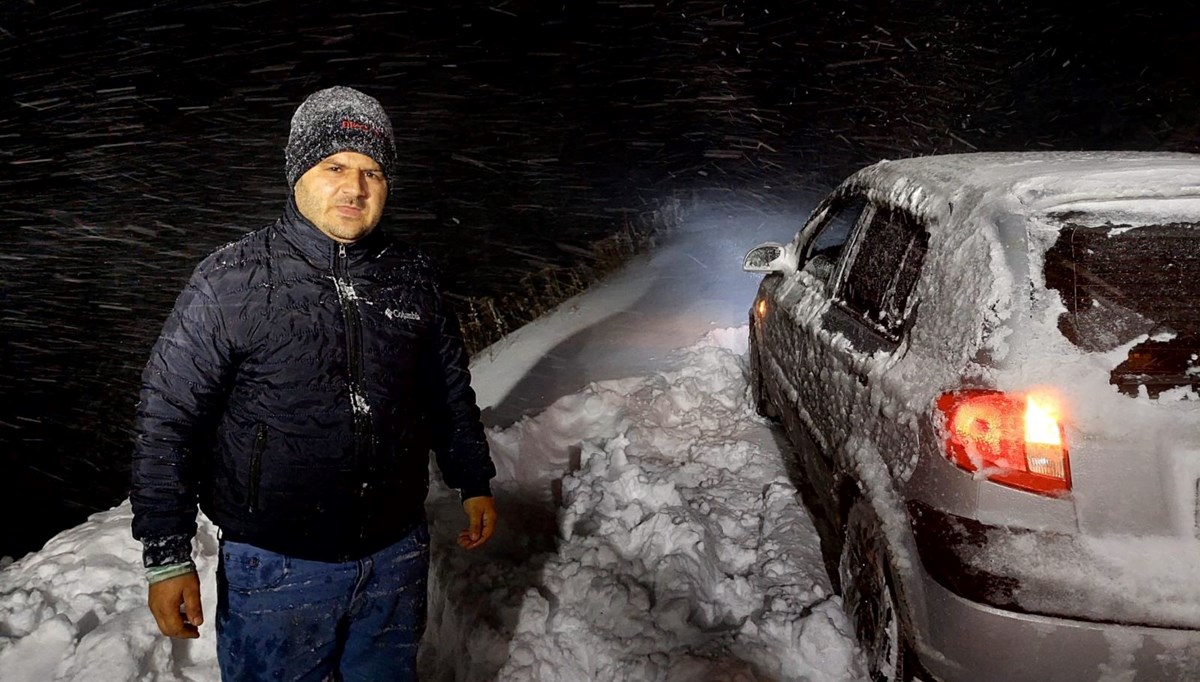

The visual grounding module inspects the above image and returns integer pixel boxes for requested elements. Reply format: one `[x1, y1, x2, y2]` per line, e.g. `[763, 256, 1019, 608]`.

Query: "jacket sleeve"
[427, 284, 496, 500]
[130, 265, 234, 567]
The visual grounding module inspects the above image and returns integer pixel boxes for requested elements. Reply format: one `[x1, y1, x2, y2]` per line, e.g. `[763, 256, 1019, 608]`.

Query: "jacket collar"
[277, 195, 388, 268]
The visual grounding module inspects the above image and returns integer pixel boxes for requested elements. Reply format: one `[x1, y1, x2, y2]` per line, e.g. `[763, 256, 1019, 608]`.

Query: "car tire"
[748, 326, 780, 421]
[839, 499, 909, 682]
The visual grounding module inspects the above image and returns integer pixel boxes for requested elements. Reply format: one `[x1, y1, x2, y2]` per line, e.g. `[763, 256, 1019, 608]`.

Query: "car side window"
[835, 204, 929, 338]
[801, 196, 870, 283]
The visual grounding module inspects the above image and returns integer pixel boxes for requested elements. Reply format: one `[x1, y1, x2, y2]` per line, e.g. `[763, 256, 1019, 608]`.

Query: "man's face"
[294, 151, 387, 243]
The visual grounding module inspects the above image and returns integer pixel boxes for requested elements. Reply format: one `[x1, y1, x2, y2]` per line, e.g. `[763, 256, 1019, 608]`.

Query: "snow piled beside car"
[425, 327, 864, 681]
[0, 328, 866, 682]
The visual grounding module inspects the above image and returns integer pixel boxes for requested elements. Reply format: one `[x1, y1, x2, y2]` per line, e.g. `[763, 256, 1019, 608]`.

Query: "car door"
[763, 190, 873, 510]
[818, 200, 930, 481]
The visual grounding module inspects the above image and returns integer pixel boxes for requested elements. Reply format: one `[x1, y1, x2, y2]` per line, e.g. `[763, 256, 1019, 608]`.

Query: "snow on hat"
[285, 86, 397, 188]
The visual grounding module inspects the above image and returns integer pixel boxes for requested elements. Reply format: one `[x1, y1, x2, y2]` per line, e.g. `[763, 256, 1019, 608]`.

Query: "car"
[743, 152, 1200, 682]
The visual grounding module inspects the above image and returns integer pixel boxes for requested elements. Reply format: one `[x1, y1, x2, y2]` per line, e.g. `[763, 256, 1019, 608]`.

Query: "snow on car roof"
[835, 152, 1200, 421]
[852, 151, 1200, 225]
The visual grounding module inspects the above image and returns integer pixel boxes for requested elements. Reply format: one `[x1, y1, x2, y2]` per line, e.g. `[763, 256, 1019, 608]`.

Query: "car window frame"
[828, 199, 931, 343]
[794, 189, 875, 287]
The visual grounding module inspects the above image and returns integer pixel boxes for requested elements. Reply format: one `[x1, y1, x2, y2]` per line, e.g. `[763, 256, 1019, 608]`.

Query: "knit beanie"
[285, 86, 397, 188]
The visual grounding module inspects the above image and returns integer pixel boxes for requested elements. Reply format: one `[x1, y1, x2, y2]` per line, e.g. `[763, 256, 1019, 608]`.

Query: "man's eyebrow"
[326, 159, 382, 172]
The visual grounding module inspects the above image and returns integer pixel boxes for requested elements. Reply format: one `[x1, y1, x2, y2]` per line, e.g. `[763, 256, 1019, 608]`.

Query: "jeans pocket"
[221, 541, 290, 594]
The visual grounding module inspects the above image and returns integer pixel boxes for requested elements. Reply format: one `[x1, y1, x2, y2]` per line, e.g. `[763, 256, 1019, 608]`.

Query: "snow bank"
[0, 505, 220, 681]
[422, 328, 863, 681]
[0, 329, 864, 681]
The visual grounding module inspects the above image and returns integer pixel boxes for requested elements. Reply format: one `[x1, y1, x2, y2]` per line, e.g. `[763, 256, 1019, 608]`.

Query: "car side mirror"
[742, 242, 797, 274]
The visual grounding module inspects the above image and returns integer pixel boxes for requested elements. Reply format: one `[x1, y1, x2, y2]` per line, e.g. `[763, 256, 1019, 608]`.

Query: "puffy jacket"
[130, 198, 495, 565]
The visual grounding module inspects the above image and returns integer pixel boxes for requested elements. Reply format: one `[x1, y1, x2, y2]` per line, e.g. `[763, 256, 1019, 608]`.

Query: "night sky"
[1, 0, 1196, 559]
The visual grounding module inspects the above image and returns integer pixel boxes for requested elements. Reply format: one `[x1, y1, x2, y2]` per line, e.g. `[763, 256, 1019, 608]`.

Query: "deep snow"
[0, 203, 868, 681]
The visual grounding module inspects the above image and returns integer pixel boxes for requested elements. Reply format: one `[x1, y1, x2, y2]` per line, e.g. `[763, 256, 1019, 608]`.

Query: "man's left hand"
[458, 496, 497, 550]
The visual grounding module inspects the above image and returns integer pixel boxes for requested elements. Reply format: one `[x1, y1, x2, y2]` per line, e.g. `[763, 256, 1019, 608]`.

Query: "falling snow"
[1, 0, 1197, 574]
[0, 205, 870, 681]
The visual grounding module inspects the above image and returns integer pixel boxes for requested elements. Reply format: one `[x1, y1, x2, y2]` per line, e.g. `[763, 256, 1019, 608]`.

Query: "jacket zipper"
[248, 423, 266, 513]
[334, 244, 372, 544]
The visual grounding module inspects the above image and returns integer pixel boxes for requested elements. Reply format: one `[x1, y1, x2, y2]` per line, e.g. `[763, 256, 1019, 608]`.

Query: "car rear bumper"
[907, 498, 1200, 629]
[912, 568, 1200, 682]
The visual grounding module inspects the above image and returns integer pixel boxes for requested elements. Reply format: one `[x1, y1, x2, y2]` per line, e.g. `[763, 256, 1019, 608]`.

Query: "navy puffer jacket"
[130, 198, 495, 564]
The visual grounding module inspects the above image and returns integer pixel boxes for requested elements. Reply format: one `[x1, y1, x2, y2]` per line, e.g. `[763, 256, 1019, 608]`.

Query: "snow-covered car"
[743, 152, 1200, 682]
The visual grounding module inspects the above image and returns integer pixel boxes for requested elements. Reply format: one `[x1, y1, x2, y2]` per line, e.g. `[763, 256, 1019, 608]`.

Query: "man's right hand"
[148, 572, 204, 639]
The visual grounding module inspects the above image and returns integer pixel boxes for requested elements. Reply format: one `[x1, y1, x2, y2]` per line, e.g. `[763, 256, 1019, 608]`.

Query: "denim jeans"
[216, 523, 430, 682]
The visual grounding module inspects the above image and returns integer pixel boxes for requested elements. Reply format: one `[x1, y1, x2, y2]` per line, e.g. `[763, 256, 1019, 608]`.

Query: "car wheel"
[748, 326, 780, 421]
[839, 499, 908, 682]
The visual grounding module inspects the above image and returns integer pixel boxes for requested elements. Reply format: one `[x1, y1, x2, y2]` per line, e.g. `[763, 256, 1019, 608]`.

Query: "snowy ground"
[0, 201, 867, 681]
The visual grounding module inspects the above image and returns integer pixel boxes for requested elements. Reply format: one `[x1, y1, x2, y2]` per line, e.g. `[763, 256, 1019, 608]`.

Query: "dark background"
[2, 0, 1197, 559]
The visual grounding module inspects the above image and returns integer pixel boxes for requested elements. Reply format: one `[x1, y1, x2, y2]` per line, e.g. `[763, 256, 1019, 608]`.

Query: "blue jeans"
[216, 523, 430, 682]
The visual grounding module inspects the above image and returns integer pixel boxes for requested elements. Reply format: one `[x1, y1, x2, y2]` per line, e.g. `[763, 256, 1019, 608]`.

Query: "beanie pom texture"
[285, 86, 397, 188]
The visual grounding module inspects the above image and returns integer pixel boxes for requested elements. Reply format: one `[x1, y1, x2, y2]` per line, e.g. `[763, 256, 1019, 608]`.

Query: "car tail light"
[935, 390, 1071, 495]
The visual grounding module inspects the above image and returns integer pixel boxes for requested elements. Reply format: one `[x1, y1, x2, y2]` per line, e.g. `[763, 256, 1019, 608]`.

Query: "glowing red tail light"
[935, 390, 1071, 495]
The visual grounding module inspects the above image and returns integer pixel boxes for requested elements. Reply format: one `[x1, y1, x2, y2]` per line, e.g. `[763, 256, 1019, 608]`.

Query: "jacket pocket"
[247, 423, 266, 513]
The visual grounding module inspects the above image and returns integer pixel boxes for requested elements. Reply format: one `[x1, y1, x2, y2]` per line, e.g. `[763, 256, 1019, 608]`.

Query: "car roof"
[850, 151, 1200, 222]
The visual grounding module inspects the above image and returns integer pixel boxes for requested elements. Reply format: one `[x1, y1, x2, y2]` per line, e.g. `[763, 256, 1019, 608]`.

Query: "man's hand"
[148, 572, 203, 639]
[458, 495, 497, 550]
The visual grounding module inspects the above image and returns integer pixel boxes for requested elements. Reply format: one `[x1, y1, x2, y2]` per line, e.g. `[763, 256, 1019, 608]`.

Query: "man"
[130, 86, 498, 681]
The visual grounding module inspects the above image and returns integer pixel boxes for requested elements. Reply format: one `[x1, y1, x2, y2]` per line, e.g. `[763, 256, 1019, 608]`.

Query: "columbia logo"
[385, 309, 421, 322]
[340, 119, 384, 138]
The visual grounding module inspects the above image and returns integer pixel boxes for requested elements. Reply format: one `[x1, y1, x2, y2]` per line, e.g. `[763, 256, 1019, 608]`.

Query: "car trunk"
[1043, 218, 1200, 398]
[1035, 214, 1200, 529]
[998, 213, 1200, 625]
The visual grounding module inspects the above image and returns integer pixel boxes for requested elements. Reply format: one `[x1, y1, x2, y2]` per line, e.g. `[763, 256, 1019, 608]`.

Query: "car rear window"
[1043, 221, 1200, 397]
